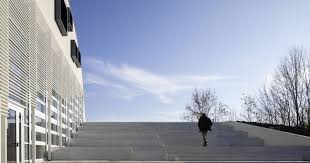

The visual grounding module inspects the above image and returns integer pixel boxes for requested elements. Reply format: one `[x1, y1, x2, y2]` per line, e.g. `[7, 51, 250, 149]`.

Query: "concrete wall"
[223, 121, 310, 146]
[34, 0, 83, 86]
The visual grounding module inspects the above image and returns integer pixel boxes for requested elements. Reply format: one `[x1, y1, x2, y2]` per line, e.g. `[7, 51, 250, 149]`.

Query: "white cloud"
[84, 57, 239, 103]
[84, 73, 143, 100]
[84, 73, 125, 89]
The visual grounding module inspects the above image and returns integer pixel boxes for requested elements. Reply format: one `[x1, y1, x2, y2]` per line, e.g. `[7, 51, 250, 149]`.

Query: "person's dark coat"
[198, 114, 213, 132]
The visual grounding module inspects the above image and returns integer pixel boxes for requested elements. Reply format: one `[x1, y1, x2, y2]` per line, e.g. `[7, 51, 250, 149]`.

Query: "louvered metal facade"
[0, 0, 85, 162]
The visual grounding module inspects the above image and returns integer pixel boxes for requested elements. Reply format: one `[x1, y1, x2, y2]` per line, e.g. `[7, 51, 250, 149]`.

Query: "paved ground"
[45, 161, 310, 163]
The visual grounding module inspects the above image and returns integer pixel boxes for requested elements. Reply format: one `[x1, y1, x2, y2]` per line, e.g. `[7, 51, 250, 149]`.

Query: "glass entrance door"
[7, 109, 23, 163]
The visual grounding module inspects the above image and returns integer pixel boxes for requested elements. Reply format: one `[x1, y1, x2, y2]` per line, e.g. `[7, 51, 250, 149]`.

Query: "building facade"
[0, 0, 85, 162]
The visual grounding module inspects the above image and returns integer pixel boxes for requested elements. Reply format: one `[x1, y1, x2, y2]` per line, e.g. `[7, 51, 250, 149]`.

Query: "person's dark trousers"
[201, 130, 208, 146]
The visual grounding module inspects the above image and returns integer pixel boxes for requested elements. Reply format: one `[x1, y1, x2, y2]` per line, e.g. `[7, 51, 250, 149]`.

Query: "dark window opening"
[36, 101, 46, 113]
[71, 40, 81, 68]
[55, 0, 68, 36]
[67, 7, 73, 32]
[36, 145, 46, 159]
[52, 134, 59, 145]
[51, 123, 58, 132]
[62, 136, 67, 146]
[62, 128, 67, 135]
[35, 116, 46, 128]
[36, 132, 46, 142]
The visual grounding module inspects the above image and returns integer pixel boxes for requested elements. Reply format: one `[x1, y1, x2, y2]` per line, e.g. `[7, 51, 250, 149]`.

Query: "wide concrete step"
[70, 139, 163, 147]
[73, 131, 248, 139]
[73, 133, 159, 139]
[69, 138, 263, 147]
[76, 131, 235, 135]
[80, 124, 227, 127]
[78, 127, 232, 132]
[52, 147, 167, 161]
[168, 154, 302, 161]
[82, 122, 222, 127]
[163, 139, 264, 146]
[168, 146, 308, 160]
[79, 122, 232, 131]
[70, 135, 254, 141]
[166, 146, 310, 152]
[52, 146, 309, 161]
[158, 133, 249, 138]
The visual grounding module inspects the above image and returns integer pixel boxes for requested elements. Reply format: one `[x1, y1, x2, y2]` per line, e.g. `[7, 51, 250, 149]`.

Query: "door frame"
[8, 103, 24, 163]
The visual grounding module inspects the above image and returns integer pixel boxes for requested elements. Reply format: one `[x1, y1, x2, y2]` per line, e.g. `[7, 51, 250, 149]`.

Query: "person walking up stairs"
[198, 113, 213, 146]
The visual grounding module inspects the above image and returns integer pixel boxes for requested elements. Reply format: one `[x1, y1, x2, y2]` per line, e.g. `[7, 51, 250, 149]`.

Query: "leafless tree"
[257, 86, 274, 124]
[181, 88, 231, 122]
[271, 71, 292, 126]
[304, 58, 310, 127]
[241, 93, 257, 122]
[218, 103, 231, 121]
[245, 47, 310, 127]
[277, 48, 306, 126]
[227, 110, 238, 121]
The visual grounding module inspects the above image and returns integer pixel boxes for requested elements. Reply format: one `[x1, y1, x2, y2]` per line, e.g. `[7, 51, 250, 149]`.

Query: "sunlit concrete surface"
[50, 122, 310, 161]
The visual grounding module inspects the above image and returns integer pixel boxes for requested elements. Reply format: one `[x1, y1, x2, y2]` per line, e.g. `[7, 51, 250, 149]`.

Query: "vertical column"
[29, 94, 36, 163]
[45, 92, 48, 159]
[47, 93, 51, 160]
[0, 0, 9, 162]
[28, 94, 31, 162]
[28, 1, 38, 162]
[73, 99, 76, 133]
[58, 97, 62, 147]
[31, 93, 36, 162]
[66, 100, 70, 144]
[65, 100, 68, 146]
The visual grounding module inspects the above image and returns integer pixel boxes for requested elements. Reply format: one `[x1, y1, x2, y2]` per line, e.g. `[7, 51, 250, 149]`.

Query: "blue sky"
[71, 0, 310, 122]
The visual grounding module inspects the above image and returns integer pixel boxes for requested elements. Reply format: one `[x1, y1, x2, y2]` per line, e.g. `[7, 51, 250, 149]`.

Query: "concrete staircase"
[52, 122, 310, 161]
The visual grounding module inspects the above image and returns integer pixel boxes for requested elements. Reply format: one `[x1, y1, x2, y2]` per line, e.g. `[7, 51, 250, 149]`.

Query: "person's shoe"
[203, 142, 207, 146]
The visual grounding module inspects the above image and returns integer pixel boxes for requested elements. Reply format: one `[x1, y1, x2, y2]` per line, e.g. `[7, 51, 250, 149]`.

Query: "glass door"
[7, 109, 16, 163]
[7, 109, 23, 163]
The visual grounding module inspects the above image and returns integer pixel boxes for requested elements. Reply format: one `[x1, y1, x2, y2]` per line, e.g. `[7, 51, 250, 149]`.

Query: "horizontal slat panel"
[4, 0, 85, 124]
[0, 0, 10, 116]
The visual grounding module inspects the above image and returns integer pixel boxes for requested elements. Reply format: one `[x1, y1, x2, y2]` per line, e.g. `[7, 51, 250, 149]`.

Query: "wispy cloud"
[85, 73, 125, 89]
[84, 57, 239, 103]
[84, 73, 143, 100]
